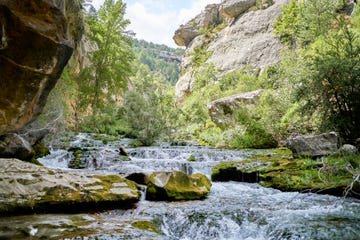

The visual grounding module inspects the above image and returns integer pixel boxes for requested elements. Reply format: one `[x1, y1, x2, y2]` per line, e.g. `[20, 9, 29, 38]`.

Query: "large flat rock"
[0, 158, 140, 215]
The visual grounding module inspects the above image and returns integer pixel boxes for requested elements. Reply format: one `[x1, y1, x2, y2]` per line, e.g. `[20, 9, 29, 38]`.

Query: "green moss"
[147, 172, 211, 201]
[211, 161, 238, 179]
[131, 221, 162, 234]
[129, 140, 144, 148]
[93, 134, 119, 144]
[33, 143, 50, 158]
[188, 155, 196, 162]
[211, 149, 359, 197]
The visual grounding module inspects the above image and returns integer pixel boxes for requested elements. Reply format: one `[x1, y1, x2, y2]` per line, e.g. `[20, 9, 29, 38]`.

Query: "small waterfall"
[33, 133, 360, 239]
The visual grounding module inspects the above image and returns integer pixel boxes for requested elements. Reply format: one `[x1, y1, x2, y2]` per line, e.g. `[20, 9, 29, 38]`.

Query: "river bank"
[0, 133, 359, 239]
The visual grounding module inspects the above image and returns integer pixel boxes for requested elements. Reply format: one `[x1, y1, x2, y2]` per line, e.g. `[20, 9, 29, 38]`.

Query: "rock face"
[0, 133, 33, 160]
[146, 171, 211, 201]
[219, 0, 256, 18]
[0, 158, 140, 215]
[174, 0, 289, 100]
[173, 4, 220, 47]
[0, 0, 81, 135]
[208, 89, 263, 128]
[286, 132, 340, 158]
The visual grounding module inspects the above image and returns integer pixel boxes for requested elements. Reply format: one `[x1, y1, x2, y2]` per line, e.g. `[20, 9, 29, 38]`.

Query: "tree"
[124, 63, 177, 145]
[298, 16, 360, 143]
[79, 0, 134, 117]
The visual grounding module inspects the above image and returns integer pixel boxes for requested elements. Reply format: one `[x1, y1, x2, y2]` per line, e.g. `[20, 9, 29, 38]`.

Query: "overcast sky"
[91, 0, 222, 48]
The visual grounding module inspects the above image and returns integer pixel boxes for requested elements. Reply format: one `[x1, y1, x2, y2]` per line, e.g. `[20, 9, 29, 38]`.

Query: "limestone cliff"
[174, 0, 289, 100]
[0, 0, 83, 135]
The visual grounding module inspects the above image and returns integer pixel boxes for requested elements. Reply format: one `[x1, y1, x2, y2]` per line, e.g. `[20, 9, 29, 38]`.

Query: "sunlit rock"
[219, 0, 256, 19]
[173, 4, 220, 47]
[146, 171, 211, 201]
[175, 0, 289, 100]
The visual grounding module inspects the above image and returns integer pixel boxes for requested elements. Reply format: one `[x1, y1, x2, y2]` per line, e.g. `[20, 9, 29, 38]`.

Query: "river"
[0, 133, 359, 239]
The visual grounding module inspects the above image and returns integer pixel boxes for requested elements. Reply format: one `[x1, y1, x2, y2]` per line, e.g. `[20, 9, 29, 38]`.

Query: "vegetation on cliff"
[175, 0, 360, 149]
[41, 0, 359, 150]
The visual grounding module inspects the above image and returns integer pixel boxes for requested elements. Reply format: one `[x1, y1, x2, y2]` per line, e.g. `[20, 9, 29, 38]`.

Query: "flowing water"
[1, 133, 359, 240]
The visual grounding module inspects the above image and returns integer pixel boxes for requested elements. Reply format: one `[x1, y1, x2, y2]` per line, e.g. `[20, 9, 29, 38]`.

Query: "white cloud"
[89, 0, 222, 47]
[126, 2, 177, 47]
[91, 0, 104, 9]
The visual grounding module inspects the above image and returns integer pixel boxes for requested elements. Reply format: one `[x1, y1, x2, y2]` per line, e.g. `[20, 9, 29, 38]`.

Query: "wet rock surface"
[211, 148, 360, 199]
[0, 158, 140, 215]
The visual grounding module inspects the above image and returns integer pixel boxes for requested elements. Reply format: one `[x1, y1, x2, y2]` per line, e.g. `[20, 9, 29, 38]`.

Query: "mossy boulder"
[211, 148, 360, 198]
[0, 158, 140, 215]
[211, 161, 260, 182]
[146, 171, 211, 201]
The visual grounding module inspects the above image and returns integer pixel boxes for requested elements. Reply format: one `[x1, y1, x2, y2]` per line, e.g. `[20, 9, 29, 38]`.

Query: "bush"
[230, 122, 277, 149]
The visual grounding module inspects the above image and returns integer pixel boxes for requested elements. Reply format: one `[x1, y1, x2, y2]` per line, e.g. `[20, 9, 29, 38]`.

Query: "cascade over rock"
[174, 0, 289, 100]
[0, 0, 82, 135]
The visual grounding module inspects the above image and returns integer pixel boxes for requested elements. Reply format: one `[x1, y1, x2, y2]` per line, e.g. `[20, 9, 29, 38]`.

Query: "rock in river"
[146, 171, 211, 201]
[0, 158, 140, 215]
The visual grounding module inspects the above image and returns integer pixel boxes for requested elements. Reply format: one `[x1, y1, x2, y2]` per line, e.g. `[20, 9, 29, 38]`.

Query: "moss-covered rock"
[68, 147, 88, 169]
[0, 158, 140, 215]
[146, 171, 211, 201]
[131, 221, 162, 234]
[211, 161, 261, 182]
[211, 148, 360, 198]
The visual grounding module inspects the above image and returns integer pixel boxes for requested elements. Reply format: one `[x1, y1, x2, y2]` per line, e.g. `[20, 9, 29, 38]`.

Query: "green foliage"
[274, 0, 339, 46]
[194, 63, 218, 90]
[79, 0, 134, 116]
[124, 63, 178, 145]
[229, 108, 277, 149]
[297, 17, 360, 142]
[273, 0, 300, 45]
[133, 39, 184, 85]
[191, 46, 212, 69]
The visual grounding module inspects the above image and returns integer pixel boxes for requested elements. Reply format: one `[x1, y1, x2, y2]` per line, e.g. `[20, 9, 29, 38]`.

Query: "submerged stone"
[0, 158, 140, 215]
[146, 171, 211, 201]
